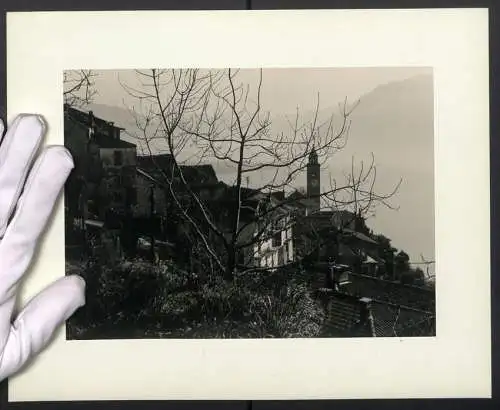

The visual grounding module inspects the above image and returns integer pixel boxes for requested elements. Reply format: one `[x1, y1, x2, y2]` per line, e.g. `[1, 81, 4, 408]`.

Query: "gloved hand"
[0, 114, 86, 382]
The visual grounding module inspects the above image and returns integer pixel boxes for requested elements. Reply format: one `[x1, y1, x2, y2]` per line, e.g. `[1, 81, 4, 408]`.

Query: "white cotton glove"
[0, 114, 86, 381]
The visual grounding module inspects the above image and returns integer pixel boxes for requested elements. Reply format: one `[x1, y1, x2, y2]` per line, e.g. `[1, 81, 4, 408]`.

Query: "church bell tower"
[307, 148, 321, 213]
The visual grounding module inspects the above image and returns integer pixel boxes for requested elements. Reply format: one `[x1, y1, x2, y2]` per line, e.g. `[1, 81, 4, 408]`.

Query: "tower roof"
[309, 147, 319, 165]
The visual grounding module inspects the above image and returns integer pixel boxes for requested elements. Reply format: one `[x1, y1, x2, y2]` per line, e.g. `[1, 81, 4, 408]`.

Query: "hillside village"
[64, 104, 436, 339]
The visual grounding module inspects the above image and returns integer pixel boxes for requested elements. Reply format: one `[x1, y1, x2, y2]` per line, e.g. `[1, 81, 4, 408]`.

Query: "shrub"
[67, 259, 326, 339]
[246, 283, 325, 338]
[67, 258, 194, 336]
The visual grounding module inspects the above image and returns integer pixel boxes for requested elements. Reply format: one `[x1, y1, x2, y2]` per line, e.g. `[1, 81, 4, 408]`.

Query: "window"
[114, 150, 123, 166]
[272, 231, 282, 247]
[126, 188, 137, 206]
[112, 191, 123, 203]
[238, 251, 245, 264]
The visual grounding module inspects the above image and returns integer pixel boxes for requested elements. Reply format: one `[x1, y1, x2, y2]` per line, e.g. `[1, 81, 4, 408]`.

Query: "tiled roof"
[363, 254, 384, 264]
[137, 155, 218, 185]
[65, 106, 136, 149]
[340, 273, 435, 312]
[65, 105, 122, 129]
[137, 154, 174, 171]
[287, 190, 306, 201]
[339, 243, 357, 257]
[319, 290, 435, 338]
[369, 301, 435, 337]
[291, 212, 376, 241]
[319, 291, 375, 337]
[342, 229, 378, 245]
[179, 165, 218, 184]
[270, 191, 285, 201]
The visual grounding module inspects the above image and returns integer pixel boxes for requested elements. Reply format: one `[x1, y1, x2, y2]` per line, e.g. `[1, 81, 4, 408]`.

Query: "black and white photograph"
[63, 67, 436, 340]
[7, 8, 490, 401]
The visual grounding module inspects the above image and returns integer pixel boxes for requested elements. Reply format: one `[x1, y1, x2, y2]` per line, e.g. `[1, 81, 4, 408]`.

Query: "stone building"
[64, 105, 137, 221]
[64, 105, 138, 261]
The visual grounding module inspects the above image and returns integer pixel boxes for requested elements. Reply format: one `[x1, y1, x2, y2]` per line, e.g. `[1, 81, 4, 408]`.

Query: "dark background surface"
[0, 1, 498, 409]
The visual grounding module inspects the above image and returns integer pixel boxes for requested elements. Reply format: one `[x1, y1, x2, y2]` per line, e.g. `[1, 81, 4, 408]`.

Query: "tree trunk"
[149, 187, 156, 264]
[224, 251, 236, 281]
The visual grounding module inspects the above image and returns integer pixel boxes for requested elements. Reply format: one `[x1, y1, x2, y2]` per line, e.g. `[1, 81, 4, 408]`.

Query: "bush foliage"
[67, 259, 325, 339]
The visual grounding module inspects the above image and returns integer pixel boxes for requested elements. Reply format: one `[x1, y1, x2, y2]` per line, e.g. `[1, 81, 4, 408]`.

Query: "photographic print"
[63, 67, 436, 340]
[8, 9, 489, 401]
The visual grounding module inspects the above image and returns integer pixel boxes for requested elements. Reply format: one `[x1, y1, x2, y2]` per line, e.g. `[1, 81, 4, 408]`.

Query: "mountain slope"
[342, 74, 435, 264]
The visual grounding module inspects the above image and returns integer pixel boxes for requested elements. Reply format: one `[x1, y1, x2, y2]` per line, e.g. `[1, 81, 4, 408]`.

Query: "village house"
[252, 205, 295, 270]
[133, 153, 243, 266]
[64, 105, 138, 261]
[241, 148, 436, 336]
[62, 107, 435, 337]
[134, 154, 225, 221]
[250, 148, 387, 275]
[64, 105, 138, 221]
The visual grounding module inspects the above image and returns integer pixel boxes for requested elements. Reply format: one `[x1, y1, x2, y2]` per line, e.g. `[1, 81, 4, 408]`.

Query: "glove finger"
[0, 146, 74, 342]
[0, 275, 85, 380]
[0, 119, 4, 144]
[0, 115, 45, 238]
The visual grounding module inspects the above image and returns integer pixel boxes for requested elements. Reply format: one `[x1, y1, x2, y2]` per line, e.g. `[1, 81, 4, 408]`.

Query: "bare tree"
[63, 70, 97, 108]
[121, 69, 401, 281]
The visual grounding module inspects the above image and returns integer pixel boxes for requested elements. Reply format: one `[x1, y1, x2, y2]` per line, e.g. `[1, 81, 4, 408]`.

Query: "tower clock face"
[311, 179, 318, 187]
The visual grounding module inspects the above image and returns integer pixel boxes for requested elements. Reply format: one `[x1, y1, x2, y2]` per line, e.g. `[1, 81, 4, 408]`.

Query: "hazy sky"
[78, 67, 435, 270]
[90, 67, 432, 116]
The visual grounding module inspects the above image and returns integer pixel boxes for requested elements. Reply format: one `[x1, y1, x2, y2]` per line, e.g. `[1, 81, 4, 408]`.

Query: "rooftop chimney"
[359, 297, 373, 325]
[108, 122, 116, 139]
[88, 111, 95, 139]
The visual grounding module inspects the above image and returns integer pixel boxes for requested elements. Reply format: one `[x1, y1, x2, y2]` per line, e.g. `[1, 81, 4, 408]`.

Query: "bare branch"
[64, 70, 97, 108]
[120, 68, 401, 280]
